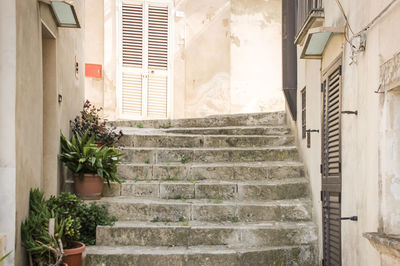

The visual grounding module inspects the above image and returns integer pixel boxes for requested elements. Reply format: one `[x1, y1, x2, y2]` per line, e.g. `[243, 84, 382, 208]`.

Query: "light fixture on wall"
[39, 0, 81, 28]
[301, 27, 344, 59]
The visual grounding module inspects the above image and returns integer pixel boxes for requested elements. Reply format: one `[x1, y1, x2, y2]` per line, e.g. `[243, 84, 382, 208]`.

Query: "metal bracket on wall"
[336, 216, 358, 221]
[341, 110, 358, 115]
[306, 129, 319, 148]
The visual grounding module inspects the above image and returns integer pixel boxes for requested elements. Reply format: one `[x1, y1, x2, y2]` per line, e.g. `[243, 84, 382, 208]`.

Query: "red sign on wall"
[85, 64, 102, 78]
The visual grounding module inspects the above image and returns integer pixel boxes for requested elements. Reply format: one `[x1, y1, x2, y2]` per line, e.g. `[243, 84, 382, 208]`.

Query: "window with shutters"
[301, 87, 306, 139]
[118, 0, 170, 119]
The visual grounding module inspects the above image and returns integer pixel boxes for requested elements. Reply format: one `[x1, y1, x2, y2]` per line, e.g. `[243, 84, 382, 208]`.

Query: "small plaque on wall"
[85, 63, 102, 78]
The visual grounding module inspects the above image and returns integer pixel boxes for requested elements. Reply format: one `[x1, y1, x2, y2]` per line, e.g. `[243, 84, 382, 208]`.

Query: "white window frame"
[116, 0, 174, 120]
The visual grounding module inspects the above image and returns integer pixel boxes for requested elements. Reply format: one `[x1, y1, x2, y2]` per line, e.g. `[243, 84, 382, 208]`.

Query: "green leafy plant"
[70, 100, 123, 146]
[137, 123, 144, 128]
[21, 189, 63, 265]
[159, 119, 172, 129]
[60, 130, 123, 186]
[22, 190, 118, 264]
[0, 251, 12, 262]
[180, 155, 189, 164]
[47, 192, 117, 246]
[231, 216, 239, 223]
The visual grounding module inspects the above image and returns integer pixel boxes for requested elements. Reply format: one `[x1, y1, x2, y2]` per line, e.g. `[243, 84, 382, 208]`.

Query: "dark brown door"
[321, 57, 342, 266]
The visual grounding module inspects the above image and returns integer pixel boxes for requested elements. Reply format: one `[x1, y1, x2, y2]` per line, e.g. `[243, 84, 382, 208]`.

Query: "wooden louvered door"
[119, 1, 170, 119]
[321, 57, 342, 266]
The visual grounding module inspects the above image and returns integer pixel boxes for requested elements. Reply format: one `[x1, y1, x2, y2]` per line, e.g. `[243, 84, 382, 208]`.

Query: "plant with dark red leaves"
[70, 100, 123, 146]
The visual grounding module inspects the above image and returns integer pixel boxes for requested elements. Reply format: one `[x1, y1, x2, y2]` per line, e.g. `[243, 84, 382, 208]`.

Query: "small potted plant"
[60, 130, 122, 199]
[70, 100, 123, 147]
[22, 190, 117, 266]
[21, 189, 69, 266]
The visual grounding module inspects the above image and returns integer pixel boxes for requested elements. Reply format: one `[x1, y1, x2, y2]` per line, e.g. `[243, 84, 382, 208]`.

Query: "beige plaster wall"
[294, 48, 323, 260]
[85, 0, 105, 111]
[87, 0, 284, 119]
[15, 0, 85, 265]
[294, 0, 400, 265]
[0, 0, 17, 264]
[230, 0, 284, 113]
[181, 0, 231, 117]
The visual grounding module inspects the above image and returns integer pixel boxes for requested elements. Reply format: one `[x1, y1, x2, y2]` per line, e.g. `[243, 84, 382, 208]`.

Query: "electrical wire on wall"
[334, 0, 400, 64]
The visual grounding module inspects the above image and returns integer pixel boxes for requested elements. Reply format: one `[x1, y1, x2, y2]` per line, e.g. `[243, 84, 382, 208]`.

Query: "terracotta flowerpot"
[62, 241, 86, 266]
[74, 173, 104, 200]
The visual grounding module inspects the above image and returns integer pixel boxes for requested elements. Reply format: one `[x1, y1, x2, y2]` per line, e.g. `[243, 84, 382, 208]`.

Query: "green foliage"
[231, 216, 239, 223]
[150, 217, 159, 223]
[159, 119, 172, 129]
[48, 192, 117, 246]
[60, 130, 123, 186]
[70, 100, 123, 146]
[0, 251, 12, 262]
[180, 155, 189, 164]
[78, 202, 117, 245]
[144, 159, 150, 164]
[136, 123, 144, 128]
[21, 189, 117, 265]
[21, 189, 63, 265]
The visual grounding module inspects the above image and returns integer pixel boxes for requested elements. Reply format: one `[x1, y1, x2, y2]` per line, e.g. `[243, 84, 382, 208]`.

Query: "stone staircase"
[85, 112, 317, 266]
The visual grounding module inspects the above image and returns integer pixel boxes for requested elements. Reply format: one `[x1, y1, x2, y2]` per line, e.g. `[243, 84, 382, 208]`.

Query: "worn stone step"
[93, 197, 311, 223]
[85, 245, 316, 266]
[162, 125, 291, 136]
[118, 133, 294, 148]
[104, 179, 309, 201]
[117, 161, 305, 181]
[109, 111, 286, 129]
[120, 146, 299, 164]
[96, 221, 317, 247]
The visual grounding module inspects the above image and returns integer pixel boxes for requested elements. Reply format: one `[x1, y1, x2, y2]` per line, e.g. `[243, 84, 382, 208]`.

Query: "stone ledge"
[364, 232, 400, 259]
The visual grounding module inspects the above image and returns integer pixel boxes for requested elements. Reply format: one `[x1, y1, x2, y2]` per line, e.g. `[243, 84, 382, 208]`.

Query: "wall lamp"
[39, 0, 81, 28]
[301, 27, 344, 59]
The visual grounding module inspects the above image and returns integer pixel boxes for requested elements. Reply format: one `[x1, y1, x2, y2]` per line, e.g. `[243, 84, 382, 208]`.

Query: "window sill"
[364, 232, 400, 259]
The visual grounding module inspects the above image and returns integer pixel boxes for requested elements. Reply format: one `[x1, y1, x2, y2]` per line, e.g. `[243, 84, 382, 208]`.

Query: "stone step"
[117, 161, 305, 181]
[96, 221, 317, 247]
[120, 146, 299, 164]
[109, 111, 286, 129]
[118, 133, 294, 148]
[85, 245, 316, 266]
[94, 197, 312, 223]
[162, 126, 291, 136]
[103, 179, 309, 201]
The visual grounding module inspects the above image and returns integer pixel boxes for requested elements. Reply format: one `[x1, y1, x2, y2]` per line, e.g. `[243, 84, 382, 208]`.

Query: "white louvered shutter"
[121, 3, 144, 116]
[147, 5, 168, 118]
[120, 1, 169, 119]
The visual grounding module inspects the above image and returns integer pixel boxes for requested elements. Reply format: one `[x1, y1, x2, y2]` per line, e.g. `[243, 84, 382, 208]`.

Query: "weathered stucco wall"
[15, 0, 85, 265]
[294, 0, 400, 265]
[181, 0, 231, 117]
[86, 0, 284, 119]
[230, 0, 284, 113]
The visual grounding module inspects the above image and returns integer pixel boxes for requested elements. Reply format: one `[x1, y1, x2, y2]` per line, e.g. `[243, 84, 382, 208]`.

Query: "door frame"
[116, 0, 174, 120]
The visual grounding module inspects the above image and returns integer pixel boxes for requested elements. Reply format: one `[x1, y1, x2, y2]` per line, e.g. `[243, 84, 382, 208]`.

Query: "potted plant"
[70, 100, 123, 147]
[60, 130, 122, 200]
[21, 189, 70, 266]
[22, 190, 117, 266]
